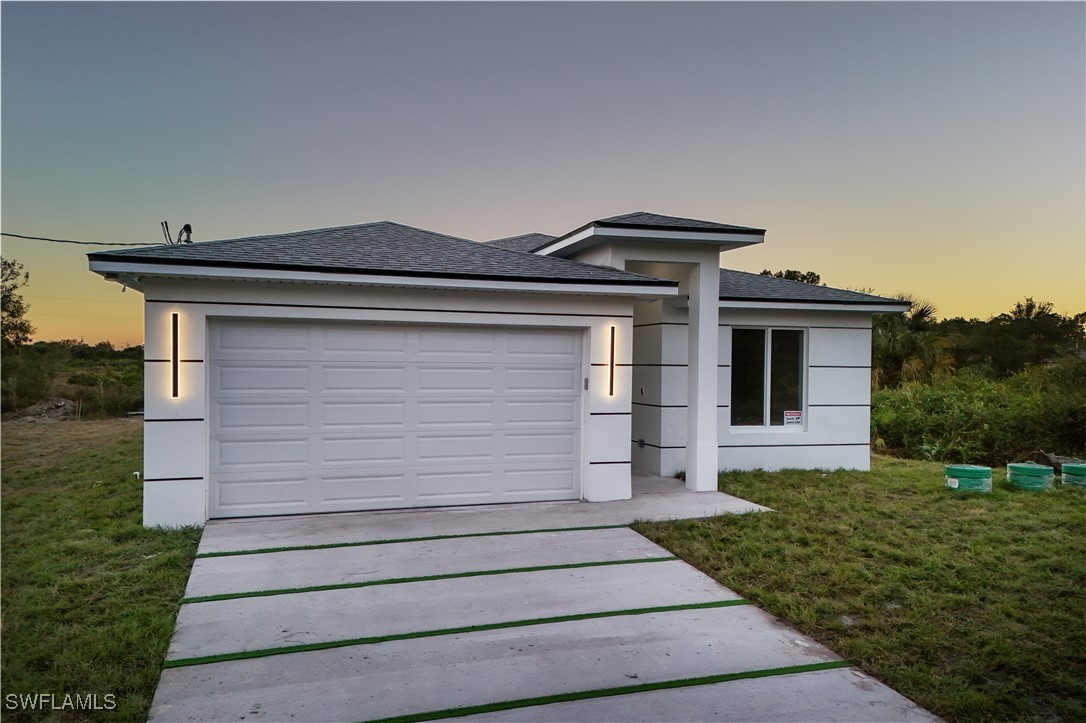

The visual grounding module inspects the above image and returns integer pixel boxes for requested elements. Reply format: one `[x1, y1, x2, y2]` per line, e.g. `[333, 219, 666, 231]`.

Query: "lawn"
[635, 456, 1086, 722]
[1, 420, 200, 722]
[3, 422, 1083, 722]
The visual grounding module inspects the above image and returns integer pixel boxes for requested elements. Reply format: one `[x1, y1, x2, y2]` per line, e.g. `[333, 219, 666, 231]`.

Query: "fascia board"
[536, 226, 765, 257]
[87, 259, 679, 298]
[533, 226, 596, 256]
[718, 299, 913, 313]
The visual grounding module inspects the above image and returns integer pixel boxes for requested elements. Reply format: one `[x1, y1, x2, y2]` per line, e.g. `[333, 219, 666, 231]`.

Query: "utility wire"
[1, 232, 150, 247]
[27, 295, 138, 304]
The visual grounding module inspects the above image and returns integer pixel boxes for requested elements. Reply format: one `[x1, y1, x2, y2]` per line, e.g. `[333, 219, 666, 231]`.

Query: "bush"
[55, 361, 143, 417]
[872, 358, 1086, 465]
[1, 356, 58, 412]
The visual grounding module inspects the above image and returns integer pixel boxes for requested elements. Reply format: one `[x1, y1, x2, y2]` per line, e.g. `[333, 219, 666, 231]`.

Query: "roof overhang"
[535, 223, 765, 258]
[88, 259, 680, 299]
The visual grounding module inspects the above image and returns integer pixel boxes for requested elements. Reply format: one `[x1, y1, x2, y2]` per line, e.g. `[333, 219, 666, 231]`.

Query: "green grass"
[1, 420, 201, 722]
[634, 456, 1086, 722]
[4, 422, 1083, 721]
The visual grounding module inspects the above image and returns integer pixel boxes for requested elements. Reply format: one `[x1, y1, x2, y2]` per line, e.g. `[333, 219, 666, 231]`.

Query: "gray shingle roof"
[484, 233, 556, 253]
[87, 221, 675, 287]
[719, 268, 904, 306]
[596, 212, 765, 234]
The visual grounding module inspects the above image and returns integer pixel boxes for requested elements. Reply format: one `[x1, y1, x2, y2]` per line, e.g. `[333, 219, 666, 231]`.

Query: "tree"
[760, 269, 822, 285]
[871, 294, 954, 388]
[1, 257, 35, 351]
[986, 298, 1085, 375]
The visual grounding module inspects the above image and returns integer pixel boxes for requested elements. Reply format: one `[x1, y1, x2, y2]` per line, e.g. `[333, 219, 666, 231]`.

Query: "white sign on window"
[783, 410, 803, 426]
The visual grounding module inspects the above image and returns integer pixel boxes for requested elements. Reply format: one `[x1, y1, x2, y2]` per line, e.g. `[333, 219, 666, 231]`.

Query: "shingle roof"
[719, 268, 904, 306]
[87, 221, 675, 287]
[484, 232, 555, 253]
[596, 212, 765, 234]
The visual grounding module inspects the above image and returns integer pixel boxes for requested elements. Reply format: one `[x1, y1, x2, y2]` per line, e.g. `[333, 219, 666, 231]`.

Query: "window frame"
[729, 326, 808, 429]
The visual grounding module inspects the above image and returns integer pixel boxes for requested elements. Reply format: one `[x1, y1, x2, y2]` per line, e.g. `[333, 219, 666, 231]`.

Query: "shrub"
[872, 358, 1086, 465]
[1, 356, 58, 412]
[55, 361, 143, 417]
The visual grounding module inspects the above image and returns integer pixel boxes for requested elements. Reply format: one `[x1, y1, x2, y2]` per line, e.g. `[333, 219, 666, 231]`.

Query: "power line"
[27, 295, 138, 304]
[1, 231, 150, 247]
[31, 313, 141, 320]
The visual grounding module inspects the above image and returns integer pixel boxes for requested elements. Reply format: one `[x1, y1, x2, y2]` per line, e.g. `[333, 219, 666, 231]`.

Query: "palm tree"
[872, 294, 954, 388]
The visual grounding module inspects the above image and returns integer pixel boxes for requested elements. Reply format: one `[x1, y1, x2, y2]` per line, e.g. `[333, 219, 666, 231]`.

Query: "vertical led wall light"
[171, 313, 179, 398]
[609, 325, 616, 397]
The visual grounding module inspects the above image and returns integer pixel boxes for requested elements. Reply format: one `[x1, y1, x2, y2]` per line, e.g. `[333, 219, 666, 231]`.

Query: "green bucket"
[1007, 462, 1054, 491]
[944, 464, 992, 493]
[1062, 462, 1086, 487]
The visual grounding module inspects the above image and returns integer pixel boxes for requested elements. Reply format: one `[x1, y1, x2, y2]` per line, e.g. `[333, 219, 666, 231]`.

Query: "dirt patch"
[3, 398, 81, 423]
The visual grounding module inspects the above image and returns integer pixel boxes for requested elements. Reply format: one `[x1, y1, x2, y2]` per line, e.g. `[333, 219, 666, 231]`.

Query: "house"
[88, 212, 908, 527]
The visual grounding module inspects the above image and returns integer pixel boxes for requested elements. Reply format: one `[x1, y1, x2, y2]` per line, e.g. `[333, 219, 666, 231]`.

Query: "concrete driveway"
[150, 479, 938, 722]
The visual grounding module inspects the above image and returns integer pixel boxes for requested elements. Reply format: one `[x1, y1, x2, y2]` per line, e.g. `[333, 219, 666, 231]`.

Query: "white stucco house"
[88, 211, 908, 527]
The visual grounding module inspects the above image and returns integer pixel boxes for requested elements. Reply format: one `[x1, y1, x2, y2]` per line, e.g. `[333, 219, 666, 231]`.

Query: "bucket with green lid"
[1007, 462, 1054, 490]
[1062, 462, 1086, 487]
[944, 464, 992, 493]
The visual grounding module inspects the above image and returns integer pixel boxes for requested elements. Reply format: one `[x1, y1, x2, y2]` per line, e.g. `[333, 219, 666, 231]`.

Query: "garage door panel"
[209, 321, 583, 518]
[216, 364, 311, 393]
[319, 472, 407, 506]
[506, 400, 579, 425]
[417, 366, 494, 393]
[214, 475, 310, 511]
[417, 400, 496, 427]
[418, 330, 497, 357]
[416, 433, 496, 463]
[214, 438, 309, 468]
[323, 327, 407, 355]
[216, 402, 311, 433]
[320, 401, 407, 431]
[503, 467, 577, 495]
[215, 324, 310, 355]
[416, 469, 499, 501]
[506, 431, 577, 460]
[320, 436, 405, 465]
[506, 367, 580, 393]
[322, 365, 407, 393]
[507, 331, 580, 359]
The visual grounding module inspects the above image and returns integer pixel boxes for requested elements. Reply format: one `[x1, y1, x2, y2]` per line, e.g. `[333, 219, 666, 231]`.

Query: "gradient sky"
[2, 1, 1083, 346]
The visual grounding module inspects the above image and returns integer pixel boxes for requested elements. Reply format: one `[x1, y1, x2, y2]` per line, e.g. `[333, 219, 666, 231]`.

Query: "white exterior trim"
[718, 300, 911, 313]
[88, 260, 678, 299]
[536, 226, 763, 257]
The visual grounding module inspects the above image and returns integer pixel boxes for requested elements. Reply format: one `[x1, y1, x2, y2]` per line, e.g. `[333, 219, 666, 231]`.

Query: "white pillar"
[686, 257, 720, 491]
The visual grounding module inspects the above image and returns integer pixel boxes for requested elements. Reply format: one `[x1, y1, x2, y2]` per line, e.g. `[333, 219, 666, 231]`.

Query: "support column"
[686, 257, 720, 491]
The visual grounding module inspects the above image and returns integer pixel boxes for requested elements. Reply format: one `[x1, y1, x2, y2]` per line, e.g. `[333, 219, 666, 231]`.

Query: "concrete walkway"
[150, 479, 938, 722]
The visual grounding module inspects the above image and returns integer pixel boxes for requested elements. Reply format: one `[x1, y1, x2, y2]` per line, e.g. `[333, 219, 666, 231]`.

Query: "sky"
[2, 1, 1083, 347]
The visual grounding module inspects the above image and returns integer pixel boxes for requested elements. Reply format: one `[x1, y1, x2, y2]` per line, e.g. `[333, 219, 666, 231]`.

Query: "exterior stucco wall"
[141, 278, 636, 527]
[631, 303, 874, 476]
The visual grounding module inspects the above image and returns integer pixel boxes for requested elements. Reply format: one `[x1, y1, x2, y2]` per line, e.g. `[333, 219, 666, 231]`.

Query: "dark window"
[769, 330, 804, 426]
[730, 328, 804, 427]
[731, 329, 765, 426]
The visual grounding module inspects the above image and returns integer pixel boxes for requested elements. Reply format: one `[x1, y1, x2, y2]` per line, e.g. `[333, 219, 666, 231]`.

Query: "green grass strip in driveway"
[196, 524, 631, 558]
[162, 599, 750, 669]
[363, 660, 852, 723]
[182, 556, 678, 603]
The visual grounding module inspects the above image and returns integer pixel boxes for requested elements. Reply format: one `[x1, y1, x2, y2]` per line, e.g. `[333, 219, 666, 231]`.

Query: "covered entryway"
[208, 319, 583, 517]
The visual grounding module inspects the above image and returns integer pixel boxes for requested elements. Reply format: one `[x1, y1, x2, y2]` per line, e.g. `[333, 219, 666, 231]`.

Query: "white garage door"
[208, 319, 583, 518]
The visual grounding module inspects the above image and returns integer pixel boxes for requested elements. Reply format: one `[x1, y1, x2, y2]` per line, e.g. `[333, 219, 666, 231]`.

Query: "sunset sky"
[2, 2, 1083, 347]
